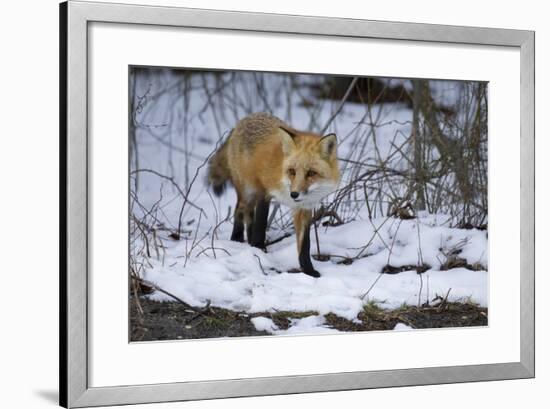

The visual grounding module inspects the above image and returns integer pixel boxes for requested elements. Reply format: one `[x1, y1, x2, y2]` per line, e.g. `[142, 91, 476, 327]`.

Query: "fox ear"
[278, 127, 296, 155]
[319, 133, 337, 159]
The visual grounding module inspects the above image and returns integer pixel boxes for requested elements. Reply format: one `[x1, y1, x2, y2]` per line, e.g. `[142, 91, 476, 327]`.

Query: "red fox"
[207, 113, 340, 277]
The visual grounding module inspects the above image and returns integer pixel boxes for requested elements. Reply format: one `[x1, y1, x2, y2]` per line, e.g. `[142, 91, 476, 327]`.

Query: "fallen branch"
[132, 276, 203, 315]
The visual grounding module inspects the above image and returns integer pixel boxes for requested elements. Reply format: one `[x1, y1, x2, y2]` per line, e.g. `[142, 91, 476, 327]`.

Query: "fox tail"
[207, 134, 231, 196]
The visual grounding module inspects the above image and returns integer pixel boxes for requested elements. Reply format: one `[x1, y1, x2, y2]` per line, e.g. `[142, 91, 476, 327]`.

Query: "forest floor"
[130, 296, 487, 342]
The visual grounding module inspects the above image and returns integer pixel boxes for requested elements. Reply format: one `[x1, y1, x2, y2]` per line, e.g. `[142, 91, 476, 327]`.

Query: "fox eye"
[306, 170, 317, 177]
[288, 168, 296, 177]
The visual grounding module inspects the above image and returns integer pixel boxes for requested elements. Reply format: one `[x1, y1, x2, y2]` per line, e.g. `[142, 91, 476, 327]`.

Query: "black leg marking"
[299, 223, 320, 278]
[246, 221, 254, 245]
[230, 208, 245, 242]
[250, 198, 270, 250]
[246, 208, 255, 245]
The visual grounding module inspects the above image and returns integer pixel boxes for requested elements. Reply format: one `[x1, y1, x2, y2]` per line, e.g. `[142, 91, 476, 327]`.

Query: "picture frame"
[60, 1, 535, 407]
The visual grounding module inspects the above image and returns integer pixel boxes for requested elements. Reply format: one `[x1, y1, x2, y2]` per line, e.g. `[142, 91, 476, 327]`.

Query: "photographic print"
[129, 67, 488, 341]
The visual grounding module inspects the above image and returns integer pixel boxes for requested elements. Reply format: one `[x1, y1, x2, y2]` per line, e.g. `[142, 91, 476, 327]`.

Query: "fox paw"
[303, 269, 321, 278]
[250, 242, 267, 252]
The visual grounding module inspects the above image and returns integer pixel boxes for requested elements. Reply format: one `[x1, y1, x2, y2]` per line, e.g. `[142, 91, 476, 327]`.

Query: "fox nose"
[290, 191, 299, 199]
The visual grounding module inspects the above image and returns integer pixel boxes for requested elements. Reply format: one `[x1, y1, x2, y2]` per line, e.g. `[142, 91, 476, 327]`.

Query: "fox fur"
[207, 112, 340, 277]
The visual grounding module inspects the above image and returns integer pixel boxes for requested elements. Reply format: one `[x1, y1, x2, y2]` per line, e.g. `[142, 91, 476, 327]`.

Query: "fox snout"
[286, 181, 338, 208]
[287, 180, 311, 204]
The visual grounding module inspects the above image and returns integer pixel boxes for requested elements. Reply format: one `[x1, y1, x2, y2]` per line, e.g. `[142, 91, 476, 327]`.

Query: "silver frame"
[60, 1, 535, 407]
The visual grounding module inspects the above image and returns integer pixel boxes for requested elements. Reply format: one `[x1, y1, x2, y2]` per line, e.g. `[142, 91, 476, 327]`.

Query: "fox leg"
[233, 197, 255, 245]
[293, 209, 320, 278]
[250, 198, 270, 250]
[230, 198, 245, 242]
[245, 206, 255, 245]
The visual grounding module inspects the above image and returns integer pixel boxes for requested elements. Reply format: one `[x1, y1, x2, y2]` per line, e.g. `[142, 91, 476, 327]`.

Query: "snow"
[250, 317, 279, 333]
[393, 323, 414, 331]
[251, 315, 339, 335]
[130, 70, 488, 336]
[143, 215, 487, 322]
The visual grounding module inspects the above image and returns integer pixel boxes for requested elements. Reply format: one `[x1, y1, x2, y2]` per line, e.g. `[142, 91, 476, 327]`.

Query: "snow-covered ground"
[131, 70, 488, 336]
[143, 214, 487, 322]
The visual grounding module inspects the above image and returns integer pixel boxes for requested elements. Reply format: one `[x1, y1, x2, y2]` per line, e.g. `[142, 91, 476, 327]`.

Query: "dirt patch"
[396, 302, 487, 328]
[439, 256, 486, 272]
[326, 301, 487, 332]
[130, 297, 487, 342]
[130, 297, 268, 341]
[381, 263, 431, 274]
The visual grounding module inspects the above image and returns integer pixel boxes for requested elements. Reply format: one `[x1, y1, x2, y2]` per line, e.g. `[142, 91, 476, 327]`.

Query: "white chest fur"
[269, 181, 337, 210]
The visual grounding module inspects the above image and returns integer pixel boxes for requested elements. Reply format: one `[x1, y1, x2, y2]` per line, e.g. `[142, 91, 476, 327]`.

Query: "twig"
[437, 288, 452, 312]
[130, 169, 203, 213]
[133, 276, 204, 314]
[321, 77, 359, 134]
[195, 247, 231, 258]
[313, 212, 321, 256]
[267, 203, 280, 229]
[254, 255, 268, 275]
[265, 232, 293, 247]
[417, 274, 423, 307]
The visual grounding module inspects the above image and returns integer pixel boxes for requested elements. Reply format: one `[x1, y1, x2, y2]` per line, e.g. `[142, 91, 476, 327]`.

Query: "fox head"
[277, 127, 340, 209]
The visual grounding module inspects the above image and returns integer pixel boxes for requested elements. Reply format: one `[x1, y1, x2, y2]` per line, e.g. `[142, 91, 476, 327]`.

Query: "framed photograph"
[60, 1, 534, 407]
